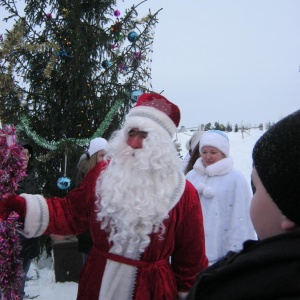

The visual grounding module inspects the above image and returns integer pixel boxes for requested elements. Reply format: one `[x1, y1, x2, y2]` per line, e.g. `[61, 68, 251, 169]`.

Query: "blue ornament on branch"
[130, 90, 142, 102]
[127, 31, 138, 43]
[57, 176, 71, 190]
[57, 48, 68, 58]
[102, 59, 112, 69]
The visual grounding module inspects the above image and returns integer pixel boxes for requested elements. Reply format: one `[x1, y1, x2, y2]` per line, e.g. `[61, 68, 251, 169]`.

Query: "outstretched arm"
[0, 162, 104, 238]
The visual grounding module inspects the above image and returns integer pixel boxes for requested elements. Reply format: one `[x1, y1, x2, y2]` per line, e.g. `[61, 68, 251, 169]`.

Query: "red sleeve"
[44, 162, 105, 235]
[171, 180, 208, 292]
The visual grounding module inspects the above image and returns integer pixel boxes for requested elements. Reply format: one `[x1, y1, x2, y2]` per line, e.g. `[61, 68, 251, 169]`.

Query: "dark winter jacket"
[17, 164, 40, 259]
[186, 230, 300, 300]
[77, 230, 93, 254]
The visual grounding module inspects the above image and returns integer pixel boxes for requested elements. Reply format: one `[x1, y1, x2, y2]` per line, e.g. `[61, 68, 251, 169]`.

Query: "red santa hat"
[126, 93, 181, 137]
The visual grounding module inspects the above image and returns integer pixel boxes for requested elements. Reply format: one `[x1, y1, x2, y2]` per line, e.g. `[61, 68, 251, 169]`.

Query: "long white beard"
[95, 128, 182, 253]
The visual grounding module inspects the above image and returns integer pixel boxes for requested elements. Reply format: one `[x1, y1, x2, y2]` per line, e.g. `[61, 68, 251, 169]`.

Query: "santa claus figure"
[0, 93, 208, 299]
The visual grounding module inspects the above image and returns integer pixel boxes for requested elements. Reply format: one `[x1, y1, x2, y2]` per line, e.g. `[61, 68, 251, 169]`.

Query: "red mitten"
[0, 201, 10, 220]
[0, 194, 26, 221]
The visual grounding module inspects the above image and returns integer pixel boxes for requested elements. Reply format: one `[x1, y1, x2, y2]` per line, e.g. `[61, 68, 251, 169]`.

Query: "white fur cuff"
[19, 193, 50, 238]
[178, 291, 188, 299]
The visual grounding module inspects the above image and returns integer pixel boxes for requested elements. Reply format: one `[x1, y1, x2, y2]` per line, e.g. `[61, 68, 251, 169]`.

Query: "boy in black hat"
[186, 109, 300, 300]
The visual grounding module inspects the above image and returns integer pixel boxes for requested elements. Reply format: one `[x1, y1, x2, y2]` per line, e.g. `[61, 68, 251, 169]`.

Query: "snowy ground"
[25, 251, 78, 299]
[24, 128, 265, 299]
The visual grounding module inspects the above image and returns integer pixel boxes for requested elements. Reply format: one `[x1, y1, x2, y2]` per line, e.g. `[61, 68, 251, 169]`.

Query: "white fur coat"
[186, 157, 257, 265]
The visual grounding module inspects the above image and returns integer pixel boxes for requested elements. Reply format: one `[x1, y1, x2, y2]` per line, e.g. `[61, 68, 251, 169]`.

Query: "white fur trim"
[178, 291, 189, 299]
[127, 106, 176, 137]
[190, 131, 204, 152]
[169, 170, 186, 211]
[88, 137, 108, 157]
[200, 131, 230, 157]
[19, 194, 50, 238]
[99, 243, 139, 300]
[124, 115, 171, 140]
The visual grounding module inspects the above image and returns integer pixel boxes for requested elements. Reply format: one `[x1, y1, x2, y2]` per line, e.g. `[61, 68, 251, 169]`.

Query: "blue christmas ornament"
[102, 59, 112, 69]
[57, 48, 68, 58]
[127, 31, 138, 43]
[57, 176, 71, 190]
[130, 90, 142, 102]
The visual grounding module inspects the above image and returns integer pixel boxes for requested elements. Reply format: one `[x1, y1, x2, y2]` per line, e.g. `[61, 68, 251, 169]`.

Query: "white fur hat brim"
[88, 137, 108, 157]
[200, 131, 230, 157]
[127, 105, 176, 137]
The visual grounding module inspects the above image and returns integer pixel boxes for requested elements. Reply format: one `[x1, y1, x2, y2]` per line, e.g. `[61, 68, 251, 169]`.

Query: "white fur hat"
[199, 130, 230, 157]
[186, 131, 205, 152]
[88, 137, 108, 157]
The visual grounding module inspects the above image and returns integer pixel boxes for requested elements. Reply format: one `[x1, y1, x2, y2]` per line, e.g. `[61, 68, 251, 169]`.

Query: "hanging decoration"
[57, 176, 71, 190]
[118, 62, 128, 73]
[134, 52, 142, 60]
[114, 10, 121, 17]
[101, 59, 112, 69]
[0, 125, 25, 299]
[92, 99, 123, 138]
[127, 31, 138, 43]
[17, 96, 124, 150]
[110, 22, 122, 34]
[130, 90, 142, 102]
[109, 43, 119, 50]
[114, 32, 123, 43]
[57, 48, 68, 58]
[45, 13, 52, 20]
[62, 8, 69, 16]
[20, 99, 27, 107]
[0, 125, 26, 198]
[57, 151, 71, 190]
[57, 47, 73, 59]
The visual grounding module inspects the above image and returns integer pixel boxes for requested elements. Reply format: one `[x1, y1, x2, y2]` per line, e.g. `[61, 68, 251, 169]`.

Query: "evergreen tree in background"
[234, 124, 239, 132]
[226, 122, 232, 132]
[0, 0, 161, 196]
[204, 122, 212, 131]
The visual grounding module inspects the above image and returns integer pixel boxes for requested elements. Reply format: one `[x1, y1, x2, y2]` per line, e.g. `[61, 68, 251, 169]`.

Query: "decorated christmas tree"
[0, 0, 161, 196]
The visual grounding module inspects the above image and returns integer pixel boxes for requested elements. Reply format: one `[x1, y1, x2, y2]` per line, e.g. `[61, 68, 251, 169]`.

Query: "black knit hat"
[20, 141, 34, 158]
[252, 109, 300, 224]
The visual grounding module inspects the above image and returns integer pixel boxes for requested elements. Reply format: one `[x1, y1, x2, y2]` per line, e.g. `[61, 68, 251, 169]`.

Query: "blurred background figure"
[183, 131, 204, 174]
[76, 137, 108, 264]
[17, 142, 40, 299]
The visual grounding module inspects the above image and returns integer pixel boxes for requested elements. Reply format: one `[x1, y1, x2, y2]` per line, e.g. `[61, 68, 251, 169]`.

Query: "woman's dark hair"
[184, 142, 201, 175]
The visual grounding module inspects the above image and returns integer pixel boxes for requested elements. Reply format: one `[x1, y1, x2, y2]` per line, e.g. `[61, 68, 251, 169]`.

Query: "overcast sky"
[1, 0, 300, 128]
[121, 0, 300, 128]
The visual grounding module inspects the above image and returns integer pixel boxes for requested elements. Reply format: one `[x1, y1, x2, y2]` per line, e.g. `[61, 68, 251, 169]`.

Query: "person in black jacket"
[186, 109, 300, 300]
[17, 143, 40, 299]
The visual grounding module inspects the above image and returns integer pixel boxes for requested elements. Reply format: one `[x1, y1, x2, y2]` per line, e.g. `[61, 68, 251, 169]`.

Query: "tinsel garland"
[92, 99, 123, 139]
[17, 99, 123, 150]
[0, 213, 23, 300]
[0, 125, 26, 299]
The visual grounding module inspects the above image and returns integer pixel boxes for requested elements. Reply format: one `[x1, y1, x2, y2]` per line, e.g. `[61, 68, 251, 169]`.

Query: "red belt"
[97, 249, 168, 268]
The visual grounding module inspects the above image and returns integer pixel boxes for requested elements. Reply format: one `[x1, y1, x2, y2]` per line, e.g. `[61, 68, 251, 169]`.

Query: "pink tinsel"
[0, 125, 26, 299]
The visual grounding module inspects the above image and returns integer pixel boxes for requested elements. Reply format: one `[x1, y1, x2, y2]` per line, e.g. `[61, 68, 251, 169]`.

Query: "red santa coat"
[22, 162, 208, 299]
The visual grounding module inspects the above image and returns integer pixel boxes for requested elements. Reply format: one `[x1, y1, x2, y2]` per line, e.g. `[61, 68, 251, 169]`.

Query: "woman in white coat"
[186, 130, 256, 265]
